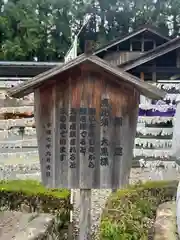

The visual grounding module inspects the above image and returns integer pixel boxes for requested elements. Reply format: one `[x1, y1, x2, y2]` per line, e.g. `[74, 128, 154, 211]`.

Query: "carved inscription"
[69, 108, 77, 168]
[59, 108, 67, 162]
[45, 122, 52, 177]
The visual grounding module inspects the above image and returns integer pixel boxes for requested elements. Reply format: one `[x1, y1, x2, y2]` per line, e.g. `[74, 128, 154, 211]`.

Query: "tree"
[0, 0, 72, 61]
[1, 0, 180, 61]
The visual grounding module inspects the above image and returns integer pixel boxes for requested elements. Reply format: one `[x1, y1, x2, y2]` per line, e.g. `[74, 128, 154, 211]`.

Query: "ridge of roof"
[94, 26, 170, 56]
[7, 54, 166, 100]
[121, 36, 180, 71]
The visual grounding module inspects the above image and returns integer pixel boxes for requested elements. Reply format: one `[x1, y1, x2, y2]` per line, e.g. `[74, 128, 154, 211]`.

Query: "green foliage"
[0, 180, 70, 231]
[0, 180, 71, 238]
[1, 0, 180, 60]
[0, 0, 72, 61]
[0, 179, 69, 198]
[100, 180, 178, 240]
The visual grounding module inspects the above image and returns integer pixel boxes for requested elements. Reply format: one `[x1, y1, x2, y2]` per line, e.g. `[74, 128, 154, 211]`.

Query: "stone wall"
[0, 211, 68, 240]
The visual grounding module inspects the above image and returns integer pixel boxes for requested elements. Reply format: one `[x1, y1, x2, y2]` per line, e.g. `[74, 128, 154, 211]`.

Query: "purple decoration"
[139, 109, 146, 116]
[146, 109, 175, 117]
[138, 108, 175, 117]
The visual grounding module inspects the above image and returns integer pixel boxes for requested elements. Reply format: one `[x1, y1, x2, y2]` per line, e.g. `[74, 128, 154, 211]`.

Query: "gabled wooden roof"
[120, 36, 180, 71]
[94, 26, 170, 56]
[7, 54, 165, 100]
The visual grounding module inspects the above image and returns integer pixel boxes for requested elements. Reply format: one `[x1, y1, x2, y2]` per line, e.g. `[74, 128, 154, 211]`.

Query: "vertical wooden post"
[153, 40, 156, 49]
[176, 49, 180, 68]
[152, 63, 156, 82]
[141, 37, 144, 52]
[78, 40, 93, 240]
[140, 72, 145, 104]
[140, 72, 144, 81]
[79, 189, 91, 240]
[152, 71, 156, 82]
[68, 189, 74, 240]
[130, 41, 133, 51]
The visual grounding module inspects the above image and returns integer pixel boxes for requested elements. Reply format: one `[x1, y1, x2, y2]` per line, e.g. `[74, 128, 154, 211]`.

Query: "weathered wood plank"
[111, 113, 124, 189]
[99, 96, 112, 188]
[125, 92, 139, 184]
[103, 51, 143, 66]
[34, 66, 142, 189]
[79, 189, 91, 240]
[68, 80, 80, 189]
[55, 81, 69, 188]
[34, 86, 54, 188]
[79, 74, 97, 189]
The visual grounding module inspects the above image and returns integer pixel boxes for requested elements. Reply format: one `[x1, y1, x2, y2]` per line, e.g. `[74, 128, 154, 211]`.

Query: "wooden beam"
[132, 38, 159, 42]
[0, 66, 54, 77]
[122, 37, 180, 71]
[132, 66, 180, 74]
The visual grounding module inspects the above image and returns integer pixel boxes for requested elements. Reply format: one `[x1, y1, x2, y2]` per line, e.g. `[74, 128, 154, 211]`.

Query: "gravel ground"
[0, 162, 179, 239]
[72, 189, 112, 240]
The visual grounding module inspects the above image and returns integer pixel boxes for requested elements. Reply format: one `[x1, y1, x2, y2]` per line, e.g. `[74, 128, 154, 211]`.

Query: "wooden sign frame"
[7, 54, 166, 240]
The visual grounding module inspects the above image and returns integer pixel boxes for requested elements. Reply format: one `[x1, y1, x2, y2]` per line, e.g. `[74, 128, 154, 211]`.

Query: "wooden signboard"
[7, 54, 165, 240]
[8, 54, 165, 189]
[34, 74, 139, 189]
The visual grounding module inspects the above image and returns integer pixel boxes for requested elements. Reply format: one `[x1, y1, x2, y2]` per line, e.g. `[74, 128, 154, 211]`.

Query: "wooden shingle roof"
[121, 37, 180, 71]
[7, 54, 166, 100]
[94, 26, 170, 56]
